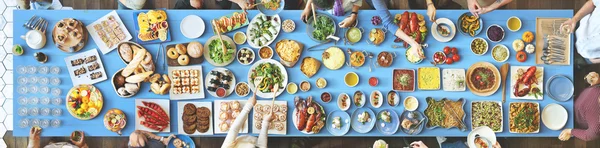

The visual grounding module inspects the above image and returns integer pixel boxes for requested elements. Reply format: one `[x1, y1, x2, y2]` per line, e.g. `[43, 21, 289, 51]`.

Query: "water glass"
[51, 119, 61, 128]
[29, 85, 38, 94]
[27, 65, 37, 74]
[50, 77, 61, 86]
[39, 86, 50, 94]
[50, 66, 61, 74]
[40, 96, 50, 105]
[17, 107, 28, 116]
[38, 77, 49, 85]
[18, 96, 28, 105]
[19, 119, 30, 128]
[29, 97, 39, 105]
[51, 88, 61, 96]
[51, 98, 62, 105]
[17, 65, 27, 74]
[40, 107, 50, 116]
[29, 107, 39, 116]
[52, 108, 62, 116]
[28, 76, 38, 85]
[38, 66, 49, 74]
[31, 119, 40, 127]
[40, 119, 50, 128]
[17, 76, 28, 85]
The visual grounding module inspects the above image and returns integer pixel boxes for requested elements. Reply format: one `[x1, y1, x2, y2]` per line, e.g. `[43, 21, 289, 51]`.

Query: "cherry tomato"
[451, 47, 458, 54]
[443, 46, 451, 54]
[479, 81, 485, 86]
[452, 54, 460, 62]
[516, 51, 527, 62]
[445, 58, 454, 64]
[476, 75, 481, 80]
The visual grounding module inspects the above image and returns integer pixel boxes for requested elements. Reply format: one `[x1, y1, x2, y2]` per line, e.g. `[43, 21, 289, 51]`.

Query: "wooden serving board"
[535, 18, 571, 65]
[165, 42, 204, 66]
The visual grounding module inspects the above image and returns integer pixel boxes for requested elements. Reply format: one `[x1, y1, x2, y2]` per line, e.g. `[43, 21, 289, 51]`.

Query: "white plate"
[213, 100, 248, 134]
[467, 126, 497, 148]
[181, 15, 205, 39]
[370, 90, 383, 108]
[86, 10, 132, 54]
[204, 35, 237, 67]
[542, 103, 568, 130]
[168, 65, 205, 100]
[510, 66, 544, 100]
[443, 69, 466, 91]
[64, 49, 107, 86]
[135, 99, 170, 133]
[205, 68, 236, 98]
[337, 93, 350, 111]
[246, 13, 281, 48]
[177, 101, 213, 135]
[431, 18, 456, 43]
[247, 59, 288, 99]
[252, 100, 287, 135]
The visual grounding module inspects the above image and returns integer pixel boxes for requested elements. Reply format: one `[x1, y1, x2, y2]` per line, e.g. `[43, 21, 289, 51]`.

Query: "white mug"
[21, 30, 46, 50]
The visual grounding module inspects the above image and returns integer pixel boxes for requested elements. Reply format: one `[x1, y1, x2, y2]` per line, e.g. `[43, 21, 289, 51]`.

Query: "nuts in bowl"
[282, 19, 295, 33]
[471, 37, 488, 56]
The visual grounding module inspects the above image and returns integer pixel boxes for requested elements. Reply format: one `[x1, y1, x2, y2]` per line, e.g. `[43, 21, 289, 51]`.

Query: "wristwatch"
[351, 11, 358, 16]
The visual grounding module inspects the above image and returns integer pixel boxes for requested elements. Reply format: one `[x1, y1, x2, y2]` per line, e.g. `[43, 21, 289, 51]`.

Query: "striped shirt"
[572, 86, 600, 141]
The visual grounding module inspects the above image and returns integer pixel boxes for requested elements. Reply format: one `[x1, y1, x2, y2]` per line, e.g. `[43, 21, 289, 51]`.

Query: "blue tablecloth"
[13, 10, 573, 137]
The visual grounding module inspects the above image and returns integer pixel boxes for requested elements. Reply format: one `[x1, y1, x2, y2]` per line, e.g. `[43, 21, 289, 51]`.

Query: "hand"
[559, 129, 572, 141]
[301, 7, 311, 23]
[29, 127, 42, 141]
[338, 15, 357, 28]
[467, 0, 482, 18]
[410, 141, 428, 148]
[70, 131, 86, 147]
[233, 0, 253, 13]
[493, 142, 501, 148]
[409, 43, 425, 59]
[426, 4, 437, 23]
[263, 109, 275, 122]
[162, 134, 176, 145]
[561, 18, 576, 34]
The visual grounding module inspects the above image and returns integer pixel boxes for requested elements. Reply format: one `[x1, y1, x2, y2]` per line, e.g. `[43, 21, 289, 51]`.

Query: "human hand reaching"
[162, 134, 176, 145]
[410, 141, 428, 148]
[70, 131, 86, 148]
[559, 129, 572, 141]
[426, 3, 437, 23]
[338, 15, 357, 28]
[561, 19, 576, 34]
[467, 0, 482, 17]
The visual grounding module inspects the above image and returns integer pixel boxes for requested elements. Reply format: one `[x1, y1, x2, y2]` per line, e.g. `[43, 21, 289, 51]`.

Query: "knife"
[308, 40, 332, 51]
[408, 118, 426, 135]
[443, 101, 467, 130]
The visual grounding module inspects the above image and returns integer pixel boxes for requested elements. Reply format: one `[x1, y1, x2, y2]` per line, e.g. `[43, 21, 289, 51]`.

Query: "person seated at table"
[173, 0, 254, 11]
[300, 0, 362, 28]
[221, 95, 274, 148]
[562, 0, 600, 64]
[128, 130, 176, 148]
[558, 71, 600, 141]
[117, 0, 147, 10]
[376, 139, 501, 148]
[27, 127, 88, 148]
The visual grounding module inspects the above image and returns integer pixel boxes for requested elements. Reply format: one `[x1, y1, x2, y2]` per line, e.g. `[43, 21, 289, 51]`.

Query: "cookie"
[182, 114, 197, 125]
[183, 103, 197, 115]
[198, 120, 210, 126]
[197, 125, 209, 133]
[197, 107, 211, 118]
[183, 123, 197, 134]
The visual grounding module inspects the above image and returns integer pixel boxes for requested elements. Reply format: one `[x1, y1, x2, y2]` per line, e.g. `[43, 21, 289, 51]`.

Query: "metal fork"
[23, 15, 37, 29]
[34, 19, 48, 33]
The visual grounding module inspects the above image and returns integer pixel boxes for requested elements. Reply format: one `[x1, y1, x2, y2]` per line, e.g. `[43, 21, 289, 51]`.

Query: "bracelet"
[351, 12, 358, 16]
[427, 3, 434, 6]
[159, 136, 164, 141]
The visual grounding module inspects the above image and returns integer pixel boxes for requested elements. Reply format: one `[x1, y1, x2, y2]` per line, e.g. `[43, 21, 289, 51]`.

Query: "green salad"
[250, 62, 284, 93]
[208, 39, 235, 64]
[311, 15, 334, 41]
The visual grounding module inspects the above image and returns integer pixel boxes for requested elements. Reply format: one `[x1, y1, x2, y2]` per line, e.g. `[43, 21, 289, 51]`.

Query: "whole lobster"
[295, 96, 307, 131]
[513, 66, 538, 97]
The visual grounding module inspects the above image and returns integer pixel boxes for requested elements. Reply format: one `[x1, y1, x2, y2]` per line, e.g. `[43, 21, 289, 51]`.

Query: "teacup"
[20, 30, 46, 49]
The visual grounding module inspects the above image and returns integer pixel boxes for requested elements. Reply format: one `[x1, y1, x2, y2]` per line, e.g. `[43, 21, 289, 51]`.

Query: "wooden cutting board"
[535, 18, 571, 65]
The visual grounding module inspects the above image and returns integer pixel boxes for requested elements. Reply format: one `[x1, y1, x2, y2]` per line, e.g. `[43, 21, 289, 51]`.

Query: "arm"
[222, 102, 253, 148]
[118, 0, 145, 10]
[256, 117, 271, 148]
[572, 0, 596, 23]
[300, 0, 313, 22]
[571, 102, 600, 141]
[425, 0, 437, 23]
[480, 0, 513, 14]
[338, 4, 360, 28]
[372, 0, 420, 47]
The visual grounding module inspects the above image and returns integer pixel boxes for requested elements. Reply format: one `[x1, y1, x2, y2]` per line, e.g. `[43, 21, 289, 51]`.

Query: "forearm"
[573, 1, 596, 22]
[256, 119, 271, 148]
[304, 0, 313, 10]
[27, 139, 40, 148]
[372, 0, 399, 33]
[484, 0, 513, 13]
[395, 29, 419, 46]
[119, 0, 145, 10]
[572, 128, 600, 141]
[222, 103, 253, 148]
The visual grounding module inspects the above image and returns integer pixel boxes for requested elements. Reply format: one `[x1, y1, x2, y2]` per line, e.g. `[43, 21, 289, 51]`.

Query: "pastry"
[119, 44, 134, 62]
[167, 47, 179, 59]
[187, 41, 203, 58]
[176, 44, 187, 55]
[142, 52, 153, 65]
[219, 111, 230, 120]
[177, 55, 190, 65]
[219, 122, 230, 132]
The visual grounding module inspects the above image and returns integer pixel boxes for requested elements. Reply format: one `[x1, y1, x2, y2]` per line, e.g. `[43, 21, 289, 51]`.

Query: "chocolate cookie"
[183, 123, 197, 134]
[197, 107, 211, 118]
[182, 114, 197, 125]
[183, 103, 197, 115]
[198, 120, 210, 126]
[197, 124, 209, 133]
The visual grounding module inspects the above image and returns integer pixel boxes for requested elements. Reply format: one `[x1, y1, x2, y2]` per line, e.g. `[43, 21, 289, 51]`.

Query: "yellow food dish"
[418, 67, 441, 90]
[287, 82, 298, 94]
[345, 72, 359, 87]
[507, 17, 521, 32]
[322, 47, 345, 70]
[67, 84, 104, 120]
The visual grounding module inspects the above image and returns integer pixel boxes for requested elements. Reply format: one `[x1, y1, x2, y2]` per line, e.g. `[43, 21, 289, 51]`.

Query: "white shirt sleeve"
[221, 102, 253, 148]
[594, 0, 600, 6]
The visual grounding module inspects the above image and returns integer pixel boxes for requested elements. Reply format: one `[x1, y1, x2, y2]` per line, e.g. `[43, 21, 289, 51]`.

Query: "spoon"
[368, 52, 374, 72]
[408, 118, 425, 135]
[500, 63, 509, 104]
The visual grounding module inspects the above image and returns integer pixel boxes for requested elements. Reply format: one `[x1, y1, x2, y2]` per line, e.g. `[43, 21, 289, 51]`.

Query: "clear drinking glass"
[27, 65, 37, 74]
[50, 66, 61, 74]
[29, 97, 39, 105]
[40, 119, 50, 128]
[19, 119, 30, 128]
[17, 76, 28, 85]
[29, 107, 39, 116]
[31, 118, 40, 127]
[28, 77, 38, 85]
[29, 85, 38, 94]
[51, 119, 61, 128]
[18, 96, 28, 105]
[39, 86, 50, 94]
[38, 77, 49, 85]
[40, 107, 50, 116]
[50, 77, 61, 86]
[38, 66, 49, 74]
[51, 88, 61, 96]
[17, 107, 28, 116]
[17, 65, 28, 74]
[40, 96, 50, 105]
[52, 108, 62, 116]
[17, 86, 28, 94]
[51, 98, 62, 105]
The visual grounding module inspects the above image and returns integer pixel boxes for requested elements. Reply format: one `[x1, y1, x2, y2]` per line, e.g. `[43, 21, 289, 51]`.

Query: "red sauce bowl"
[216, 87, 226, 97]
[369, 77, 379, 86]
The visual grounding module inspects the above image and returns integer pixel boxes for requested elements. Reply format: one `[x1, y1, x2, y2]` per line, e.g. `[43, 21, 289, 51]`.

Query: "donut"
[176, 44, 187, 55]
[177, 55, 190, 65]
[187, 41, 203, 58]
[167, 47, 179, 59]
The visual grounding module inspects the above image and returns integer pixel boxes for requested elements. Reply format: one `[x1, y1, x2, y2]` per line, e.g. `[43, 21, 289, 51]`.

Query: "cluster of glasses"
[16, 65, 62, 96]
[17, 106, 62, 117]
[19, 118, 61, 128]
